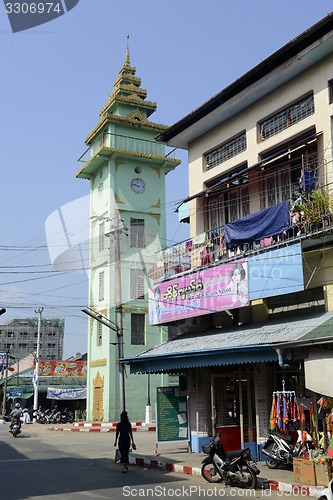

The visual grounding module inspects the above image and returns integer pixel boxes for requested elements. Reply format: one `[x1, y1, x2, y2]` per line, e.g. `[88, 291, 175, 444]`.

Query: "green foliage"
[294, 189, 333, 225]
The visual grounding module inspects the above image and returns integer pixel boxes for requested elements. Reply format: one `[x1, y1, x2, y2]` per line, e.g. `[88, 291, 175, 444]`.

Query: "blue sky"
[0, 0, 332, 357]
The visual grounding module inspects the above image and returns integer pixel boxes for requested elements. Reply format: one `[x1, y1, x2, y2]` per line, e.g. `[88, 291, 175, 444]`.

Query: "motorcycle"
[10, 418, 22, 438]
[45, 407, 58, 424]
[36, 407, 46, 424]
[318, 479, 333, 500]
[61, 408, 74, 424]
[262, 429, 313, 469]
[201, 433, 260, 489]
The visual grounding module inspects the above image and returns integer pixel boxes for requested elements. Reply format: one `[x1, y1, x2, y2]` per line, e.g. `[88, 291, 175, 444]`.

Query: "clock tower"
[76, 49, 180, 421]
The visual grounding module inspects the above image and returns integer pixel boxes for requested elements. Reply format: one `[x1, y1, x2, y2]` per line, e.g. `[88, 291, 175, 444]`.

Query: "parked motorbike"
[262, 429, 313, 469]
[10, 418, 22, 438]
[61, 408, 74, 424]
[36, 407, 46, 424]
[44, 407, 59, 424]
[318, 479, 333, 500]
[201, 433, 260, 489]
[37, 407, 74, 425]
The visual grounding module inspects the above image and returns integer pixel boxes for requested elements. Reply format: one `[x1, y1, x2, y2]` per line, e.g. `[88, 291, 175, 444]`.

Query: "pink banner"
[149, 260, 248, 325]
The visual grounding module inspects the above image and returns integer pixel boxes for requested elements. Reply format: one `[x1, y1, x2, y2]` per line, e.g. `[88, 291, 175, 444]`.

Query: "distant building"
[0, 318, 64, 359]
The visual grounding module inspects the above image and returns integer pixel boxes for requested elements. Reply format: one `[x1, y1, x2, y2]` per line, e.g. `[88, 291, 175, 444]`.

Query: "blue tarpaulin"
[224, 201, 290, 248]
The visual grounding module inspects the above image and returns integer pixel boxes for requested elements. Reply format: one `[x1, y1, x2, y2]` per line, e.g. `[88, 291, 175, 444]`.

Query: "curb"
[51, 423, 156, 433]
[129, 455, 326, 497]
[130, 455, 201, 476]
[269, 480, 325, 498]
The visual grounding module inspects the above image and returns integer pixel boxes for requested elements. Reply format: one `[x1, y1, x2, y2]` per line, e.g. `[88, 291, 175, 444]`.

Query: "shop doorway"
[211, 369, 256, 454]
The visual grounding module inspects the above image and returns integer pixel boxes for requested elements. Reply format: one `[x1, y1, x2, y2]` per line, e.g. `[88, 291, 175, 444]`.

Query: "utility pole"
[0, 308, 7, 416]
[87, 214, 127, 414]
[2, 350, 9, 417]
[33, 308, 43, 422]
[107, 215, 126, 413]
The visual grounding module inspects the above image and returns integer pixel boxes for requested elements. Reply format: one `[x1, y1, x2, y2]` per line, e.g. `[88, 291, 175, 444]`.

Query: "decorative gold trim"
[151, 198, 160, 208]
[151, 214, 160, 224]
[92, 371, 104, 422]
[123, 306, 148, 313]
[90, 358, 107, 367]
[115, 161, 125, 171]
[115, 193, 125, 204]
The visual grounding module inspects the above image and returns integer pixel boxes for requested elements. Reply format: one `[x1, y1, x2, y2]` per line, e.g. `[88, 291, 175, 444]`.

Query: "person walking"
[114, 411, 136, 473]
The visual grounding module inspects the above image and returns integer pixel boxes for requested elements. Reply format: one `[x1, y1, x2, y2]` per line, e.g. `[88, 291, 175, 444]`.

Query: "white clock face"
[131, 178, 146, 194]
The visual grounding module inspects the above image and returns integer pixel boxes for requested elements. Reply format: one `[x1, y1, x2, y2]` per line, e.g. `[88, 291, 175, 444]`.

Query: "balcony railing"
[78, 132, 178, 165]
[151, 197, 333, 284]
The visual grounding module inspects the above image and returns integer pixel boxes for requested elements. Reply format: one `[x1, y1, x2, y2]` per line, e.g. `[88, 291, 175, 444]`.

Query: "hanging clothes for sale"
[269, 391, 298, 433]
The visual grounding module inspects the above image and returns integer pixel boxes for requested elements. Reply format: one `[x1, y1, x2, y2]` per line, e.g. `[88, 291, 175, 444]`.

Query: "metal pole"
[33, 308, 43, 422]
[2, 351, 9, 417]
[114, 216, 125, 413]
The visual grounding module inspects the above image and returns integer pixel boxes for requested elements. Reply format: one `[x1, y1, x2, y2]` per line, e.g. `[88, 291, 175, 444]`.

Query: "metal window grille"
[205, 133, 246, 170]
[97, 322, 102, 346]
[98, 271, 105, 302]
[130, 218, 145, 248]
[260, 95, 314, 140]
[130, 269, 145, 300]
[241, 187, 250, 217]
[131, 313, 145, 345]
[99, 221, 105, 252]
[329, 79, 333, 105]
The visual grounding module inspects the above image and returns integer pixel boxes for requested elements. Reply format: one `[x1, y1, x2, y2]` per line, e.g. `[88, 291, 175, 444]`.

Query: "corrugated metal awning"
[122, 312, 333, 374]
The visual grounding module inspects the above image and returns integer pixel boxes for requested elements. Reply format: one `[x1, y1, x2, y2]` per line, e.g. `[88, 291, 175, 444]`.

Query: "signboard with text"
[156, 387, 188, 443]
[149, 260, 248, 325]
[38, 360, 87, 377]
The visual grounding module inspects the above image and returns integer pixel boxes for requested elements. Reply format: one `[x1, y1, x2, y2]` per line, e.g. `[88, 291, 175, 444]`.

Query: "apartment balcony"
[77, 132, 180, 178]
[151, 192, 333, 285]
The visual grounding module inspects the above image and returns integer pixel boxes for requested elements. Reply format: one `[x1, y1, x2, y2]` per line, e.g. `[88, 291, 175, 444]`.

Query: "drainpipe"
[275, 348, 291, 368]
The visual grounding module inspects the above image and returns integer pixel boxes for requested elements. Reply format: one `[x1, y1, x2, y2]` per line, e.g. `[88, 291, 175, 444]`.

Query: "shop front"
[123, 311, 333, 458]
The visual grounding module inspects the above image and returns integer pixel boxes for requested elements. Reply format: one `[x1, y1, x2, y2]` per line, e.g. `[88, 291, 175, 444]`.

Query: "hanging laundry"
[301, 168, 317, 194]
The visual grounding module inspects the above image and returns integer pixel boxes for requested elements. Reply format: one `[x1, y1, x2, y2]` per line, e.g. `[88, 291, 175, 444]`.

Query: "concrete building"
[124, 14, 333, 455]
[0, 318, 64, 360]
[76, 49, 180, 422]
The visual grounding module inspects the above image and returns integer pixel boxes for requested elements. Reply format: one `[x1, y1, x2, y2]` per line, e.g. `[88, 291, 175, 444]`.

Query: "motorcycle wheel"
[264, 443, 280, 469]
[201, 461, 222, 483]
[238, 464, 257, 489]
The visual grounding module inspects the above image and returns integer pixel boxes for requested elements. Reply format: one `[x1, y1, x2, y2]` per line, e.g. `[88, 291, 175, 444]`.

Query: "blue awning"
[125, 345, 277, 374]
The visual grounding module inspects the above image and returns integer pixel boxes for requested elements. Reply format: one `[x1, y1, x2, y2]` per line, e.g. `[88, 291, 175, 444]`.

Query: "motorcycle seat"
[270, 431, 293, 442]
[226, 449, 246, 459]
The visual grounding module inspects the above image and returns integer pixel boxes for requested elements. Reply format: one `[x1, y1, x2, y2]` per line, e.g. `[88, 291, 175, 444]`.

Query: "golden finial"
[126, 34, 130, 65]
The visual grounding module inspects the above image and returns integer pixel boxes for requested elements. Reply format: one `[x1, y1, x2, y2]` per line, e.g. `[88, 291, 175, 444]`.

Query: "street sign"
[9, 391, 22, 397]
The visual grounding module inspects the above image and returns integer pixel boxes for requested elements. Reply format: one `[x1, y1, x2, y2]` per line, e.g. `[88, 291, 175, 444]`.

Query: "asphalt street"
[0, 424, 304, 500]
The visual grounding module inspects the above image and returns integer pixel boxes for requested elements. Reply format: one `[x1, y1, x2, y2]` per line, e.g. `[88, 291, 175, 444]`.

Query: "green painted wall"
[79, 51, 180, 422]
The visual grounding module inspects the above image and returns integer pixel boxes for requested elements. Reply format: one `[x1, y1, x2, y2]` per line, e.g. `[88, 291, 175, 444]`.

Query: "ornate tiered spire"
[85, 44, 167, 145]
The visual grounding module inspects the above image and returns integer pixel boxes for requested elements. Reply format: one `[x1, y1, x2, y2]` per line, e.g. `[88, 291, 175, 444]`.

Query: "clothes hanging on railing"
[301, 168, 317, 194]
[269, 391, 299, 433]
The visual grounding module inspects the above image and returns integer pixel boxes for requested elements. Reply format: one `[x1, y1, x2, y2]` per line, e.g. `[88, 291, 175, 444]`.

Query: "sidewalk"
[50, 423, 326, 497]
